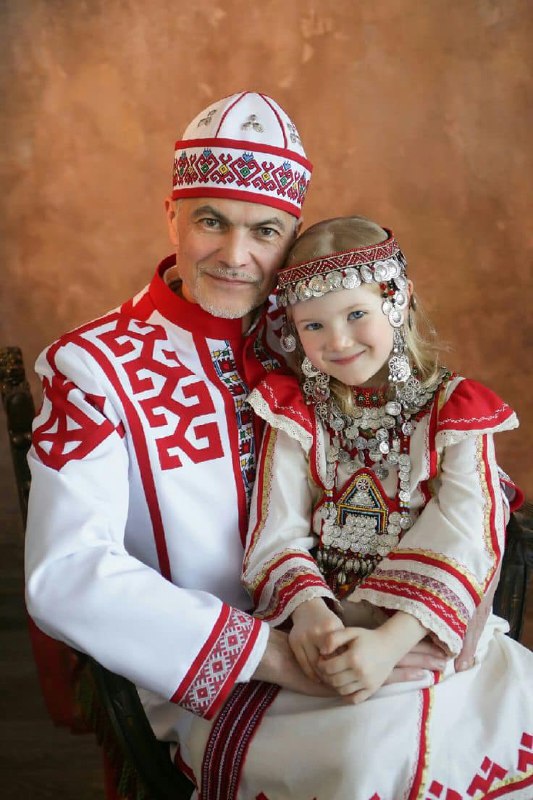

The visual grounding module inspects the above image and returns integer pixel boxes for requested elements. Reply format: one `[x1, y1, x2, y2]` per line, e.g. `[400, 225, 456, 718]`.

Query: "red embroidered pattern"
[255, 564, 329, 621]
[98, 319, 224, 469]
[361, 575, 467, 639]
[517, 732, 533, 772]
[174, 608, 260, 718]
[33, 374, 117, 470]
[363, 567, 470, 621]
[200, 681, 280, 800]
[278, 233, 399, 288]
[173, 147, 310, 206]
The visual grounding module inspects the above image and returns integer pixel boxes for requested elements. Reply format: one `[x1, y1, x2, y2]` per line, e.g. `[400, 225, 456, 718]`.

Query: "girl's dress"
[188, 369, 533, 800]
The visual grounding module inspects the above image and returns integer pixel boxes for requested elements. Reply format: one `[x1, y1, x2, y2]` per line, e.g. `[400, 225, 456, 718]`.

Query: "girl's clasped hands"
[289, 598, 428, 704]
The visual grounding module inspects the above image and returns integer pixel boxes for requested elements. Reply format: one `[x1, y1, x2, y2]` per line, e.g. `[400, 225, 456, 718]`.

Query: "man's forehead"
[182, 197, 296, 229]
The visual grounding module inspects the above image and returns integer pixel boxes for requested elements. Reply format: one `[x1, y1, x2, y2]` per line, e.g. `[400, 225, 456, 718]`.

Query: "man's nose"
[219, 230, 250, 268]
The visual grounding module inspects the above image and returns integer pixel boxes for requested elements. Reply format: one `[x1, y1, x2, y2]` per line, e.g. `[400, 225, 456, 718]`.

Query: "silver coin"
[387, 524, 401, 535]
[327, 271, 343, 289]
[385, 401, 402, 416]
[388, 308, 404, 327]
[360, 264, 373, 283]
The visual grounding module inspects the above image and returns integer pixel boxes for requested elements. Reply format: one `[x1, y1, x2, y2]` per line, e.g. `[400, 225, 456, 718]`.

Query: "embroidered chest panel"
[210, 341, 257, 505]
[316, 469, 411, 598]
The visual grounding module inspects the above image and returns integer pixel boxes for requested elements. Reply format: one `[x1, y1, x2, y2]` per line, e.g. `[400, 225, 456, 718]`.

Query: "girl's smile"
[292, 283, 394, 387]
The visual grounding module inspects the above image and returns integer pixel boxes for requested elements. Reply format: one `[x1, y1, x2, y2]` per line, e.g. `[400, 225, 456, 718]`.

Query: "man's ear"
[164, 196, 178, 246]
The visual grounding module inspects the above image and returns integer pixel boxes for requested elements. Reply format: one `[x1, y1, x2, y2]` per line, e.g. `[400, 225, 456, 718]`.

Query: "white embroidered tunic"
[190, 369, 533, 800]
[25, 256, 282, 764]
[243, 371, 522, 657]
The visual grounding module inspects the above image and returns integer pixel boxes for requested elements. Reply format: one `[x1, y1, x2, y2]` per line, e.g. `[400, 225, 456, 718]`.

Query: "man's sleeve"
[25, 343, 268, 720]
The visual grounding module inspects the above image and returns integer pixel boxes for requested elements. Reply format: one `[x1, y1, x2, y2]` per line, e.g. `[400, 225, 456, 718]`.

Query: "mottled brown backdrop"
[1, 0, 532, 492]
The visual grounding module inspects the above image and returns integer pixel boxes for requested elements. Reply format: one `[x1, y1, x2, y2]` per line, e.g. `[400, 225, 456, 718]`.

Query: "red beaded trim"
[278, 230, 399, 289]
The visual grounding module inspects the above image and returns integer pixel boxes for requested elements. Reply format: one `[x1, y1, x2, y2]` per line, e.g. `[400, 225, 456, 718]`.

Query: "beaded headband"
[276, 230, 409, 328]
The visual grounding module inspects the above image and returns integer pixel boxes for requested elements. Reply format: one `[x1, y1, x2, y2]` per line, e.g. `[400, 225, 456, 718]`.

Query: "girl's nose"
[328, 326, 351, 351]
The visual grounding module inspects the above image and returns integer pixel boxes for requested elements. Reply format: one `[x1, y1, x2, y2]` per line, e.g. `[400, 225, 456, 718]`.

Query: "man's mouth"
[203, 269, 257, 286]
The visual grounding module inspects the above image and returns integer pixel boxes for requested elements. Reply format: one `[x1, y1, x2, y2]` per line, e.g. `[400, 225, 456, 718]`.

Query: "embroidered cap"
[172, 91, 313, 218]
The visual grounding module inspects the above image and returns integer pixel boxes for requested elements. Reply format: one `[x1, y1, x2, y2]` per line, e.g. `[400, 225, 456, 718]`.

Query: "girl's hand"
[289, 598, 344, 682]
[316, 627, 399, 702]
[317, 612, 428, 703]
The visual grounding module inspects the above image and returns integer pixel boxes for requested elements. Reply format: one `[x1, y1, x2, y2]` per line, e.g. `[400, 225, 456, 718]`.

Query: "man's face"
[166, 197, 299, 323]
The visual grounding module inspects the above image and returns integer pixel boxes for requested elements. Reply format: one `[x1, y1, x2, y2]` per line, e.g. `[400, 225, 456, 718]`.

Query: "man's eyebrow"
[253, 216, 287, 231]
[190, 205, 228, 222]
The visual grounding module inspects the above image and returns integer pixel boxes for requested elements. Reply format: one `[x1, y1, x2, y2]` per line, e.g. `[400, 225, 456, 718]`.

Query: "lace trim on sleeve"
[248, 387, 313, 451]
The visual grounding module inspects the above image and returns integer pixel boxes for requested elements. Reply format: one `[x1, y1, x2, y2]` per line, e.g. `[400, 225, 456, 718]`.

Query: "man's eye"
[348, 310, 365, 321]
[200, 218, 220, 228]
[257, 227, 278, 238]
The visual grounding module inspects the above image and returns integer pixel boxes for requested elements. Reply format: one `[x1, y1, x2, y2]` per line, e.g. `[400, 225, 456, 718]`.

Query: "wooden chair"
[1, 345, 532, 800]
[0, 346, 194, 800]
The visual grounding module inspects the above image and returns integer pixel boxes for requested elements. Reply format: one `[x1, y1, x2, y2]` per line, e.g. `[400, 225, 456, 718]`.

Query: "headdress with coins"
[275, 228, 448, 595]
[172, 91, 312, 218]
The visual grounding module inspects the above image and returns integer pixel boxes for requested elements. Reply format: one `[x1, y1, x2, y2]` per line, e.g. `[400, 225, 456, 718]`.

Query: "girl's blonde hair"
[283, 216, 443, 415]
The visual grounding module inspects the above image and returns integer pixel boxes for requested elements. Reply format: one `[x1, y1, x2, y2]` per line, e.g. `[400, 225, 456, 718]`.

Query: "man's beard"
[196, 294, 260, 319]
[194, 269, 268, 319]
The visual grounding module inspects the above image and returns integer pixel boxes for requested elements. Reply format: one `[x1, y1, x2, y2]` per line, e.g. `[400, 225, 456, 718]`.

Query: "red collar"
[148, 255, 262, 341]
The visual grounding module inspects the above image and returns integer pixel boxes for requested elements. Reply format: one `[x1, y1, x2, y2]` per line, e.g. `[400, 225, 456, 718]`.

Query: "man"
[24, 92, 480, 792]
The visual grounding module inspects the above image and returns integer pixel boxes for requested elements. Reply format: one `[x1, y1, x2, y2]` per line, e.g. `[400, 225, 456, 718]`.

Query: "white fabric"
[24, 258, 276, 769]
[216, 376, 533, 799]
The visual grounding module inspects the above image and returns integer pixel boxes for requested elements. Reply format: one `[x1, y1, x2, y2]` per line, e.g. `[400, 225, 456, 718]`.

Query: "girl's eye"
[304, 322, 322, 331]
[348, 310, 365, 321]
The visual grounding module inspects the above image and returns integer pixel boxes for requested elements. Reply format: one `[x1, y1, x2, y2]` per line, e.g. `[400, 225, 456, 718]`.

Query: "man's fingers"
[294, 643, 321, 682]
[385, 666, 428, 684]
[395, 649, 447, 671]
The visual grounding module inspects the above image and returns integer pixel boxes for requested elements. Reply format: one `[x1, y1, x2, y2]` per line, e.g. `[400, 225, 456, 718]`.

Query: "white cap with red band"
[172, 91, 312, 218]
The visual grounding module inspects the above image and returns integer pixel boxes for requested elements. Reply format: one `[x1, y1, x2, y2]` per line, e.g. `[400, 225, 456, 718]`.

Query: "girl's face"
[292, 283, 394, 387]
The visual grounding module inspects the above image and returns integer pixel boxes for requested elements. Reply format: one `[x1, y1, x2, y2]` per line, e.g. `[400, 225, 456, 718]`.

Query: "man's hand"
[454, 567, 499, 672]
[252, 628, 335, 697]
[385, 638, 447, 683]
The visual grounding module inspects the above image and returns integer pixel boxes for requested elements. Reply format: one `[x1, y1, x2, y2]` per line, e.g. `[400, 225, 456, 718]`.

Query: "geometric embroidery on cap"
[173, 148, 310, 207]
[178, 608, 256, 717]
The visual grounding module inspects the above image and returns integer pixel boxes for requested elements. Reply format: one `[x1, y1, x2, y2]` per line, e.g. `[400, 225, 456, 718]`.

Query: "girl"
[233, 216, 533, 799]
